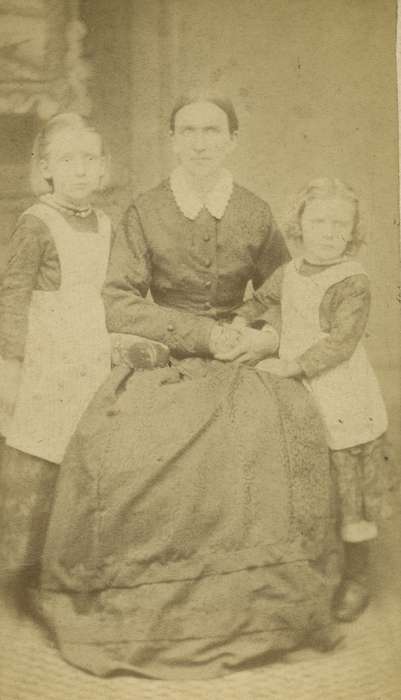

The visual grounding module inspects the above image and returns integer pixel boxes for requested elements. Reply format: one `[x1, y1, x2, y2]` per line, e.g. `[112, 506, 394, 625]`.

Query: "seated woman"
[38, 92, 340, 679]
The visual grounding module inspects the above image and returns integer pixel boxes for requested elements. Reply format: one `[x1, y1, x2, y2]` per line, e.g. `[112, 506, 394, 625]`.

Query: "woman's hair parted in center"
[169, 89, 239, 135]
[286, 177, 364, 255]
[30, 112, 110, 195]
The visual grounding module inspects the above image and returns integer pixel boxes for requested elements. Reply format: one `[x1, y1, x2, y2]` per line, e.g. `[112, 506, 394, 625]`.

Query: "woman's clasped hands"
[209, 317, 279, 366]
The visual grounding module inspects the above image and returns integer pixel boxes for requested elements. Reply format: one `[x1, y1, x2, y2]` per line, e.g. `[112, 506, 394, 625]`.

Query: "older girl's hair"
[30, 112, 110, 195]
[286, 177, 364, 254]
[169, 89, 239, 134]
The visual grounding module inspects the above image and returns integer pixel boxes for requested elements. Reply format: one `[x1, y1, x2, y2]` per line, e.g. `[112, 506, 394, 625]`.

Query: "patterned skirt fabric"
[330, 436, 397, 527]
[0, 444, 58, 577]
[39, 360, 341, 679]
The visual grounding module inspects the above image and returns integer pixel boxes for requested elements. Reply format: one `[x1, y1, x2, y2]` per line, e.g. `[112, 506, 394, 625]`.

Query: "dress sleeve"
[0, 216, 49, 360]
[298, 274, 371, 378]
[102, 204, 217, 357]
[252, 212, 290, 290]
[235, 265, 284, 333]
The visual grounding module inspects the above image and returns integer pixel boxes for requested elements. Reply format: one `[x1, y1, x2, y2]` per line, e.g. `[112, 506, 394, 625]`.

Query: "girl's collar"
[169, 166, 234, 220]
[39, 193, 93, 219]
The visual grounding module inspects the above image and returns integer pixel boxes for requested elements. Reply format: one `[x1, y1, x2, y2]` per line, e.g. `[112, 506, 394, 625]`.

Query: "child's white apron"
[279, 259, 388, 450]
[6, 204, 111, 464]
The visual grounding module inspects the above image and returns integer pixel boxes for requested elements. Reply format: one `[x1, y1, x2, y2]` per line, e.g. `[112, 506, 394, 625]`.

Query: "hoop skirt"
[39, 357, 340, 679]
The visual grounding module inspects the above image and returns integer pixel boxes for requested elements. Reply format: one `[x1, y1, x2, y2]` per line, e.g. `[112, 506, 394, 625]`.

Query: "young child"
[0, 113, 112, 612]
[230, 178, 391, 623]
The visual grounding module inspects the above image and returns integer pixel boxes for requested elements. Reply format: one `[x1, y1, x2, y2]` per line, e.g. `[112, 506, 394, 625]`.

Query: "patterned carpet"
[1, 513, 400, 700]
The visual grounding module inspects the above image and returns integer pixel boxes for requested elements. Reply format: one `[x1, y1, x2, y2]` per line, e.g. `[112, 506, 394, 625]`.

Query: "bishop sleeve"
[235, 264, 285, 334]
[102, 204, 216, 357]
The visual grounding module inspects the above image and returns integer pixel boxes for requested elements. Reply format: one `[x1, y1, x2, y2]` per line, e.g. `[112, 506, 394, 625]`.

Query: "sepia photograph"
[0, 1, 400, 698]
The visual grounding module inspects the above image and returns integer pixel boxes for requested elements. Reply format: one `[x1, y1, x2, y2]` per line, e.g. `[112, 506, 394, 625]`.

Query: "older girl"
[232, 178, 391, 623]
[0, 113, 112, 609]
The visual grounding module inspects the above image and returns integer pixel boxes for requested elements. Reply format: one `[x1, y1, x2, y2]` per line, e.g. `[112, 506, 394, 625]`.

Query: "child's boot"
[334, 541, 370, 622]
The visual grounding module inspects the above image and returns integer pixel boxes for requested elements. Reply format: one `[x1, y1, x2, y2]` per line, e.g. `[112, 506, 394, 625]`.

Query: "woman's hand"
[214, 327, 278, 365]
[230, 315, 248, 329]
[256, 358, 302, 378]
[209, 324, 242, 357]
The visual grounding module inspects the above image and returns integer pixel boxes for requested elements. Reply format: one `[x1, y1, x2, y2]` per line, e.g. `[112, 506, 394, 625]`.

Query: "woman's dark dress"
[39, 181, 339, 679]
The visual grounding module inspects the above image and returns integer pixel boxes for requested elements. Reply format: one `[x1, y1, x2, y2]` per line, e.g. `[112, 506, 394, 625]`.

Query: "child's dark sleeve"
[235, 264, 285, 332]
[299, 274, 371, 378]
[0, 216, 48, 360]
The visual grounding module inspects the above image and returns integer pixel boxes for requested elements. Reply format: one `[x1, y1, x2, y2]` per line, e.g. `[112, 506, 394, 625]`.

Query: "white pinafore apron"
[279, 259, 388, 450]
[6, 204, 111, 464]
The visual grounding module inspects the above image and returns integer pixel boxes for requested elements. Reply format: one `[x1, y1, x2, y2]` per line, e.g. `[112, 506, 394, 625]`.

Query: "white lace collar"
[170, 166, 234, 220]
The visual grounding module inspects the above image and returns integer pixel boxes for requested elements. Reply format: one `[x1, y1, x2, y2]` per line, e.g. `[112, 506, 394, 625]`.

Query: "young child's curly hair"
[286, 177, 364, 255]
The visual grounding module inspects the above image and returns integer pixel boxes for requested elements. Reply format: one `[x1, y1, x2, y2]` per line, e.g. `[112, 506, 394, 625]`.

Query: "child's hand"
[256, 358, 302, 378]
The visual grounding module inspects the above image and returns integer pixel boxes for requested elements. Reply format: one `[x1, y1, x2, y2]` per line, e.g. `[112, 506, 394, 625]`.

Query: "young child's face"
[300, 197, 355, 263]
[40, 129, 105, 205]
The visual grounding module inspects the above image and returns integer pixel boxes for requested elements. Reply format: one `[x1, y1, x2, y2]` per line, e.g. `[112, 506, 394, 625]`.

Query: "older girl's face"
[301, 197, 356, 263]
[40, 128, 105, 205]
[172, 101, 237, 178]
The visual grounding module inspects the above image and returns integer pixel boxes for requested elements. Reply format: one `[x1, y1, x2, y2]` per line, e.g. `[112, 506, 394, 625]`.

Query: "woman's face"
[300, 197, 355, 263]
[172, 101, 237, 179]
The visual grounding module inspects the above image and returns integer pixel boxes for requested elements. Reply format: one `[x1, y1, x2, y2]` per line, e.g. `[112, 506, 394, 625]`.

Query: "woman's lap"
[38, 360, 340, 678]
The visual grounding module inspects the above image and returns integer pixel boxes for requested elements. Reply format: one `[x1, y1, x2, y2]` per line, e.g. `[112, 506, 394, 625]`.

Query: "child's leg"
[0, 445, 58, 615]
[362, 435, 393, 522]
[330, 447, 375, 622]
[330, 446, 378, 542]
